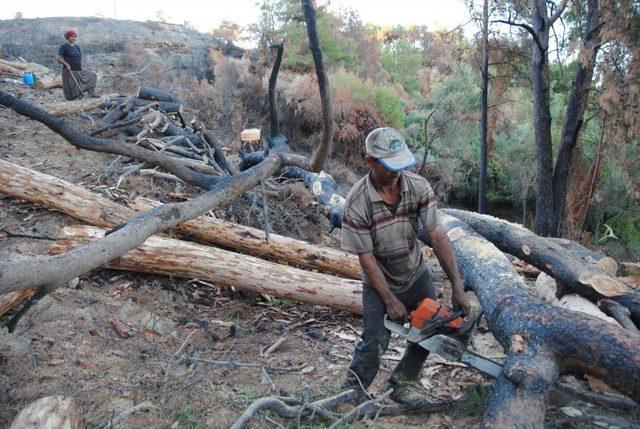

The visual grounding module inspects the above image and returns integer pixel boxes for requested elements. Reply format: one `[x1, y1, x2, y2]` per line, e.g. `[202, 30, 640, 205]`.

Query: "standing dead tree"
[0, 0, 332, 296]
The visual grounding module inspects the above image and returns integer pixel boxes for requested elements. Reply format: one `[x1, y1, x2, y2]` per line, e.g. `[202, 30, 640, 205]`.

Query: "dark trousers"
[348, 270, 436, 389]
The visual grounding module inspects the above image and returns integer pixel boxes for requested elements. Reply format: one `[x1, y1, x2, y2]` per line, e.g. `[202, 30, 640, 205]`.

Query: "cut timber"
[129, 197, 362, 278]
[51, 226, 363, 315]
[0, 159, 361, 279]
[34, 75, 63, 90]
[241, 128, 261, 142]
[439, 213, 640, 428]
[132, 99, 183, 113]
[137, 86, 179, 103]
[599, 299, 640, 332]
[9, 395, 85, 429]
[443, 209, 640, 324]
[0, 58, 28, 71]
[43, 93, 118, 117]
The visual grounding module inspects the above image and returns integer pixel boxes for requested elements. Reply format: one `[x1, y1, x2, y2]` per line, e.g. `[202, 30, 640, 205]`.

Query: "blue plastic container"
[22, 72, 35, 86]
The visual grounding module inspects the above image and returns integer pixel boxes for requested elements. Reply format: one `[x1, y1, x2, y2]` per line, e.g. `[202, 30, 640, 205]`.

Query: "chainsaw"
[383, 297, 503, 378]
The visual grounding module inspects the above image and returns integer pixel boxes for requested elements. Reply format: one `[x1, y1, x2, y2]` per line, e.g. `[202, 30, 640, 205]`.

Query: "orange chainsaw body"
[410, 298, 464, 330]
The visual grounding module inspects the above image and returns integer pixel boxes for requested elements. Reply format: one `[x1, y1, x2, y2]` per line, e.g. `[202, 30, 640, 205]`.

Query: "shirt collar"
[366, 171, 409, 202]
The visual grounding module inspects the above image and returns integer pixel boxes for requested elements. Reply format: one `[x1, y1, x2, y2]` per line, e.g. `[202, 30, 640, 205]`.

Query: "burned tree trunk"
[51, 226, 363, 315]
[268, 42, 284, 139]
[439, 212, 640, 427]
[136, 85, 179, 103]
[550, 0, 602, 236]
[443, 209, 640, 324]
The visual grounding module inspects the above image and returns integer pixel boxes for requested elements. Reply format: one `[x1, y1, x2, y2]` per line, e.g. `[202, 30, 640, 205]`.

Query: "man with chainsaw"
[341, 127, 471, 405]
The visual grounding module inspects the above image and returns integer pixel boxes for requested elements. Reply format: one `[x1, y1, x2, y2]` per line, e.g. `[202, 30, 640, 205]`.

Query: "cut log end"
[579, 273, 630, 298]
[9, 396, 85, 429]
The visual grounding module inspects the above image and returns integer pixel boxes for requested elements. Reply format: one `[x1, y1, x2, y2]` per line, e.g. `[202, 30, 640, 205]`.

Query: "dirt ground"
[1, 82, 636, 429]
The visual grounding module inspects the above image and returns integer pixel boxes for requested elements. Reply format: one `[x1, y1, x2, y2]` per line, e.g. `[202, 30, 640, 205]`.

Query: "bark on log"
[546, 237, 604, 263]
[0, 159, 360, 279]
[443, 209, 640, 324]
[51, 226, 363, 315]
[9, 395, 85, 429]
[599, 299, 640, 333]
[439, 212, 640, 427]
[42, 93, 118, 117]
[137, 86, 179, 103]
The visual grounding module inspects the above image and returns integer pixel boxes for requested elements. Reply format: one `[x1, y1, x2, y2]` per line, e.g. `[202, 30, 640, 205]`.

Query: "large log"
[443, 209, 640, 324]
[34, 75, 63, 90]
[439, 213, 640, 427]
[137, 86, 179, 102]
[51, 226, 363, 315]
[43, 93, 119, 117]
[9, 395, 85, 429]
[0, 159, 360, 279]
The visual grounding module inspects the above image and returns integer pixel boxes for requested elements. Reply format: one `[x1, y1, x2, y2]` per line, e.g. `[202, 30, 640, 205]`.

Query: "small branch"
[102, 402, 159, 429]
[493, 19, 545, 53]
[548, 0, 569, 25]
[187, 357, 308, 373]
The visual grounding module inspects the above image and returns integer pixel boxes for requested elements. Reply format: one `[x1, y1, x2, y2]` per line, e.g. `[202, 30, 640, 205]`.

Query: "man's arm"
[427, 225, 471, 315]
[358, 252, 408, 323]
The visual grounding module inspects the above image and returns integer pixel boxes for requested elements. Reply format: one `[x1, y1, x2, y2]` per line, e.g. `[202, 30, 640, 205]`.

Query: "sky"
[0, 0, 475, 36]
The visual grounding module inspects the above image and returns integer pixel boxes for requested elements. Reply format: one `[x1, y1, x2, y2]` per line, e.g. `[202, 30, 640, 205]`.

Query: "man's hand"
[385, 296, 408, 323]
[64, 63, 71, 72]
[452, 287, 471, 317]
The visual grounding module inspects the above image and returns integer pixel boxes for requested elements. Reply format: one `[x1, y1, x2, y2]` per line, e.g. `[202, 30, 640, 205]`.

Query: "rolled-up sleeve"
[341, 202, 373, 254]
[418, 181, 439, 232]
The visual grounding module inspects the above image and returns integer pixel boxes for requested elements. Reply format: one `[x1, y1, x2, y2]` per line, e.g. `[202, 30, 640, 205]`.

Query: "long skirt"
[61, 69, 97, 100]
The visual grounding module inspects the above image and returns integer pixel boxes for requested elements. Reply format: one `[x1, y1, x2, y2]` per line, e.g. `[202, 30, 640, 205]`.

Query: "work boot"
[387, 380, 428, 407]
[341, 374, 371, 403]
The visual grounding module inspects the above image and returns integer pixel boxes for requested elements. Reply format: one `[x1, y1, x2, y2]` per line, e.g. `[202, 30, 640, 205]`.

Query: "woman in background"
[57, 29, 98, 100]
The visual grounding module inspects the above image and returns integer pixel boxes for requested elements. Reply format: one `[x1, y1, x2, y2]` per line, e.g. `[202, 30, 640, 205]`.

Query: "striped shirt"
[341, 171, 438, 293]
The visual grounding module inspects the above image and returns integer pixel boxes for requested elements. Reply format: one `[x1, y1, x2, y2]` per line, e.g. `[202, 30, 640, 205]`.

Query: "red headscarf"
[65, 30, 77, 40]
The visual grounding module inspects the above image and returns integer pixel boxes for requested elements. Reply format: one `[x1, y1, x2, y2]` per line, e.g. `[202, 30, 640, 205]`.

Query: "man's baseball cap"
[365, 127, 416, 172]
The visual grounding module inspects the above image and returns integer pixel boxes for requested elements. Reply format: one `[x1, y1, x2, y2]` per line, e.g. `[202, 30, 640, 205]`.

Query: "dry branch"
[443, 209, 640, 324]
[51, 226, 363, 314]
[439, 212, 640, 427]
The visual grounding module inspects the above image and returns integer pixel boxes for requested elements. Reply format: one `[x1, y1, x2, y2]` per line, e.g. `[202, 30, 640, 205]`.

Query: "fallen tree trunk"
[439, 212, 640, 427]
[34, 75, 63, 90]
[42, 93, 118, 117]
[9, 396, 85, 429]
[0, 159, 360, 279]
[137, 85, 179, 103]
[51, 226, 363, 315]
[443, 209, 640, 324]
